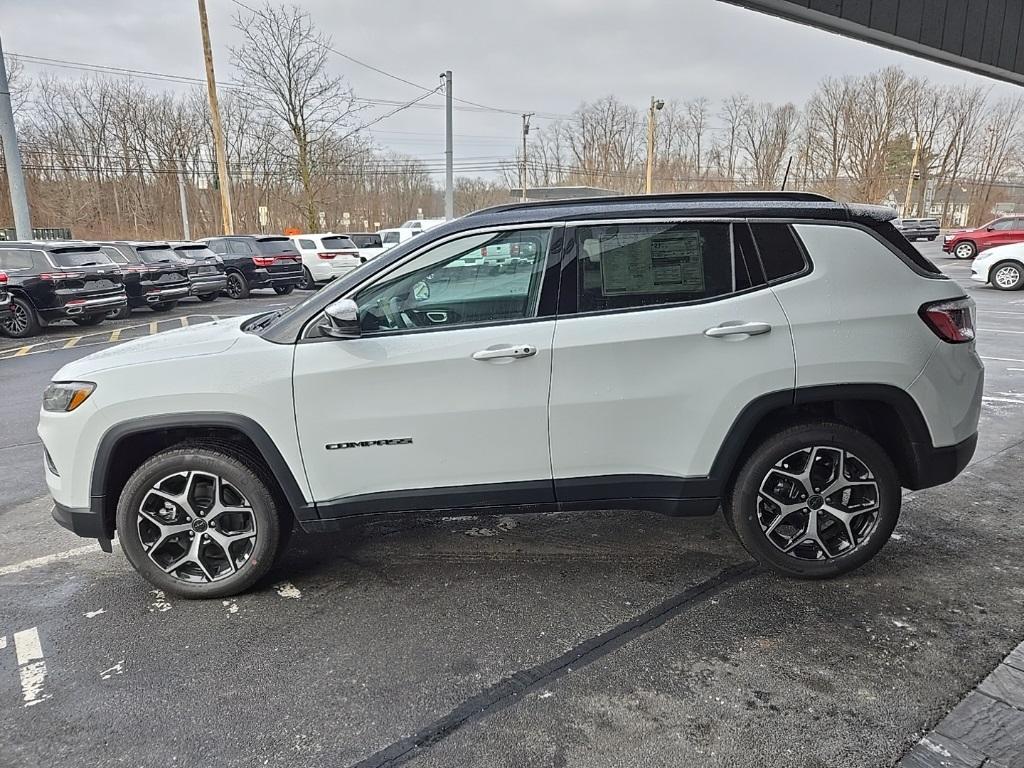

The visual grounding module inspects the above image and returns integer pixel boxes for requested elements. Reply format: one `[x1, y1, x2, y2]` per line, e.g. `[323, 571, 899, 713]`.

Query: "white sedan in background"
[971, 242, 1024, 290]
[290, 234, 362, 290]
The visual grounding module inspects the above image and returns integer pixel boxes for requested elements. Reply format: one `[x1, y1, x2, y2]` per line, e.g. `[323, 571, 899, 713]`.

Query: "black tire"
[150, 301, 177, 313]
[724, 422, 901, 579]
[116, 445, 290, 598]
[953, 240, 977, 260]
[273, 284, 295, 295]
[1, 296, 41, 338]
[297, 267, 315, 291]
[226, 272, 249, 299]
[928, 236, 938, 241]
[197, 292, 218, 302]
[72, 315, 106, 327]
[991, 261, 1024, 291]
[107, 303, 132, 321]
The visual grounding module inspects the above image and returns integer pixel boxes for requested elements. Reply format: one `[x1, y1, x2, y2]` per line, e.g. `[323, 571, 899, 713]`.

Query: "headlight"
[42, 382, 95, 412]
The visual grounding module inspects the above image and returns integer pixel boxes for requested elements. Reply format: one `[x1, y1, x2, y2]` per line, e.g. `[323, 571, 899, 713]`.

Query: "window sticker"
[599, 230, 704, 295]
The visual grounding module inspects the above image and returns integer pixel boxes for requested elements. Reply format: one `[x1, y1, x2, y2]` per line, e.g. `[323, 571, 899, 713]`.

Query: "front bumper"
[52, 499, 105, 538]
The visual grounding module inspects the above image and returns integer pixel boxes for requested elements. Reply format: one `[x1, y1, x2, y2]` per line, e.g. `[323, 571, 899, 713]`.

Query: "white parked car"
[290, 234, 362, 290]
[344, 232, 386, 262]
[378, 227, 418, 250]
[400, 218, 446, 233]
[970, 241, 1024, 290]
[39, 193, 982, 598]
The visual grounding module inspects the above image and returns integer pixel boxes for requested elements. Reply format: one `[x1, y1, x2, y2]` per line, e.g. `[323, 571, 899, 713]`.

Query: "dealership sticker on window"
[600, 230, 705, 295]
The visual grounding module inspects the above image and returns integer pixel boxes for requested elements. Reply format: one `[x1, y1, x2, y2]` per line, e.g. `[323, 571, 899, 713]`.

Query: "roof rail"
[466, 191, 835, 217]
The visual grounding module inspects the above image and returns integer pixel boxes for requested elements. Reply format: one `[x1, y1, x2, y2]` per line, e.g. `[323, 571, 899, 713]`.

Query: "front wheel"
[725, 422, 901, 579]
[226, 272, 249, 299]
[273, 284, 295, 295]
[116, 445, 290, 598]
[197, 293, 219, 303]
[992, 261, 1024, 291]
[953, 241, 977, 260]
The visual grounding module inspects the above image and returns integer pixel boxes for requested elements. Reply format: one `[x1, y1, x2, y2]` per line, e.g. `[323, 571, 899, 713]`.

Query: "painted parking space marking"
[0, 543, 104, 577]
[13, 627, 50, 707]
[0, 314, 235, 360]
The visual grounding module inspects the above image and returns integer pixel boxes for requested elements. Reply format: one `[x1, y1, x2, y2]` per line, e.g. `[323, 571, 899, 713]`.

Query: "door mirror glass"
[412, 280, 430, 302]
[320, 298, 361, 339]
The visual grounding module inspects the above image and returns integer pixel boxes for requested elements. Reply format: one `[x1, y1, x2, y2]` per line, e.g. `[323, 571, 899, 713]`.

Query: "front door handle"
[472, 344, 538, 361]
[704, 321, 772, 338]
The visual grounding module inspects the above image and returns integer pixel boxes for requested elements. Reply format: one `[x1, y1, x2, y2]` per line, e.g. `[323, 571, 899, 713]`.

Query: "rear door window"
[382, 231, 401, 245]
[574, 222, 762, 313]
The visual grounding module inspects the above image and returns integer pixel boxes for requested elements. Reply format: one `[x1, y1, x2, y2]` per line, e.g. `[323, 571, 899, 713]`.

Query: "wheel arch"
[710, 385, 934, 494]
[90, 413, 314, 538]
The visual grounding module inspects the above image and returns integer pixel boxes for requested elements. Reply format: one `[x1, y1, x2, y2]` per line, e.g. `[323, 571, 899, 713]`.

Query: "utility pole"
[442, 71, 453, 220]
[520, 113, 533, 203]
[645, 97, 664, 195]
[198, 0, 233, 234]
[904, 134, 923, 217]
[176, 160, 191, 241]
[0, 33, 31, 240]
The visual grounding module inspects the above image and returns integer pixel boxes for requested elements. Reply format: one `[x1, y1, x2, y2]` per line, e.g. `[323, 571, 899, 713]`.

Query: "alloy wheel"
[4, 302, 29, 335]
[954, 243, 975, 259]
[227, 274, 243, 299]
[136, 470, 257, 583]
[756, 445, 880, 561]
[995, 264, 1021, 289]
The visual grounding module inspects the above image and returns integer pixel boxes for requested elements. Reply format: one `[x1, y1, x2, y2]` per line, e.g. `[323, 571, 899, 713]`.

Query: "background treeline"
[1, 4, 1022, 239]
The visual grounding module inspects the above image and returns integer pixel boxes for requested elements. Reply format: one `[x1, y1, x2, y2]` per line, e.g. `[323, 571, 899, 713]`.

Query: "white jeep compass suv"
[39, 193, 983, 598]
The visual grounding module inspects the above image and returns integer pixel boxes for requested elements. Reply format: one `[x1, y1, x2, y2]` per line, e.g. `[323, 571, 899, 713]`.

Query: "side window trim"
[558, 219, 770, 319]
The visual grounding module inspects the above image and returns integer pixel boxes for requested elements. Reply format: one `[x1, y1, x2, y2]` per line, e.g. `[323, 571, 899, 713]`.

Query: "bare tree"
[741, 102, 798, 187]
[231, 3, 358, 230]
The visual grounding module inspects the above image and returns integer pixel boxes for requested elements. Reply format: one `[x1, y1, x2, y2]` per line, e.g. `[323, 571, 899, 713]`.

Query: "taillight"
[317, 252, 335, 260]
[39, 271, 84, 281]
[252, 256, 275, 267]
[0, 271, 7, 285]
[920, 298, 975, 343]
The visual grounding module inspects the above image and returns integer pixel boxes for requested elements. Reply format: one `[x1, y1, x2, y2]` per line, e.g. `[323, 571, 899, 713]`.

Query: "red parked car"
[943, 215, 1024, 259]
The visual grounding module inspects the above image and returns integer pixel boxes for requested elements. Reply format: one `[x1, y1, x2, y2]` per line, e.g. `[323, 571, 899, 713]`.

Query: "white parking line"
[982, 356, 1024, 363]
[13, 627, 50, 707]
[978, 328, 1024, 334]
[983, 396, 1024, 405]
[0, 544, 103, 577]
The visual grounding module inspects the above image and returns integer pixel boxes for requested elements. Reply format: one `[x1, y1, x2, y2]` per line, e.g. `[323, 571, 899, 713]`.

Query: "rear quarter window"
[750, 223, 807, 281]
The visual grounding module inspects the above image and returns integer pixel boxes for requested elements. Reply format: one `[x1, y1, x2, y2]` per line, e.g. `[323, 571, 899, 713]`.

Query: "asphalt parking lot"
[2, 247, 1024, 768]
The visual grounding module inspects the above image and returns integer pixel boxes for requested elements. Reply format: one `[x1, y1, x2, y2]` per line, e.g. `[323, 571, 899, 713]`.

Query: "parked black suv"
[0, 241, 127, 337]
[97, 242, 190, 318]
[168, 241, 227, 302]
[199, 235, 302, 299]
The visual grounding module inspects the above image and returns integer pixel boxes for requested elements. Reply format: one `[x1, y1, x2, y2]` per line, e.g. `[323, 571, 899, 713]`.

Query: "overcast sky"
[2, 0, 1021, 174]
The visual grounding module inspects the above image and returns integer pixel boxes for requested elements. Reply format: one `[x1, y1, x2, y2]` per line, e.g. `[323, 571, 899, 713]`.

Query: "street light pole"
[903, 134, 923, 217]
[0, 32, 31, 240]
[442, 71, 453, 220]
[520, 112, 533, 203]
[645, 97, 664, 195]
[198, 0, 233, 235]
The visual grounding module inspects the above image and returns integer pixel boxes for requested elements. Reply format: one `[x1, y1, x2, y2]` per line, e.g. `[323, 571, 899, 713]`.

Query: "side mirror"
[320, 298, 360, 339]
[987, 226, 995, 231]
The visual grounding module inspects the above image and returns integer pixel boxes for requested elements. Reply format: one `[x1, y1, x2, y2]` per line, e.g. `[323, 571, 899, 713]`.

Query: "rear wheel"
[72, 315, 105, 327]
[150, 301, 177, 313]
[197, 293, 218, 303]
[226, 272, 249, 299]
[116, 445, 290, 598]
[725, 422, 900, 579]
[297, 267, 315, 291]
[1, 297, 41, 338]
[992, 261, 1024, 290]
[953, 241, 977, 260]
[273, 284, 295, 295]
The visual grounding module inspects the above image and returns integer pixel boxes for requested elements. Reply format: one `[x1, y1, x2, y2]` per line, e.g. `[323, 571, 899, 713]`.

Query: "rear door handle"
[704, 321, 772, 338]
[472, 344, 537, 361]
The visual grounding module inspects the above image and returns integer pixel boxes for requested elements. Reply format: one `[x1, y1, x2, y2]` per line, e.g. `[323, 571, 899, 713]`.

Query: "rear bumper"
[42, 293, 127, 319]
[251, 270, 302, 289]
[189, 275, 227, 295]
[130, 285, 189, 307]
[907, 432, 977, 490]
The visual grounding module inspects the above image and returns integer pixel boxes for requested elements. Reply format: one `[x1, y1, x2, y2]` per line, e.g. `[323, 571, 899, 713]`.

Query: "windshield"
[49, 249, 115, 268]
